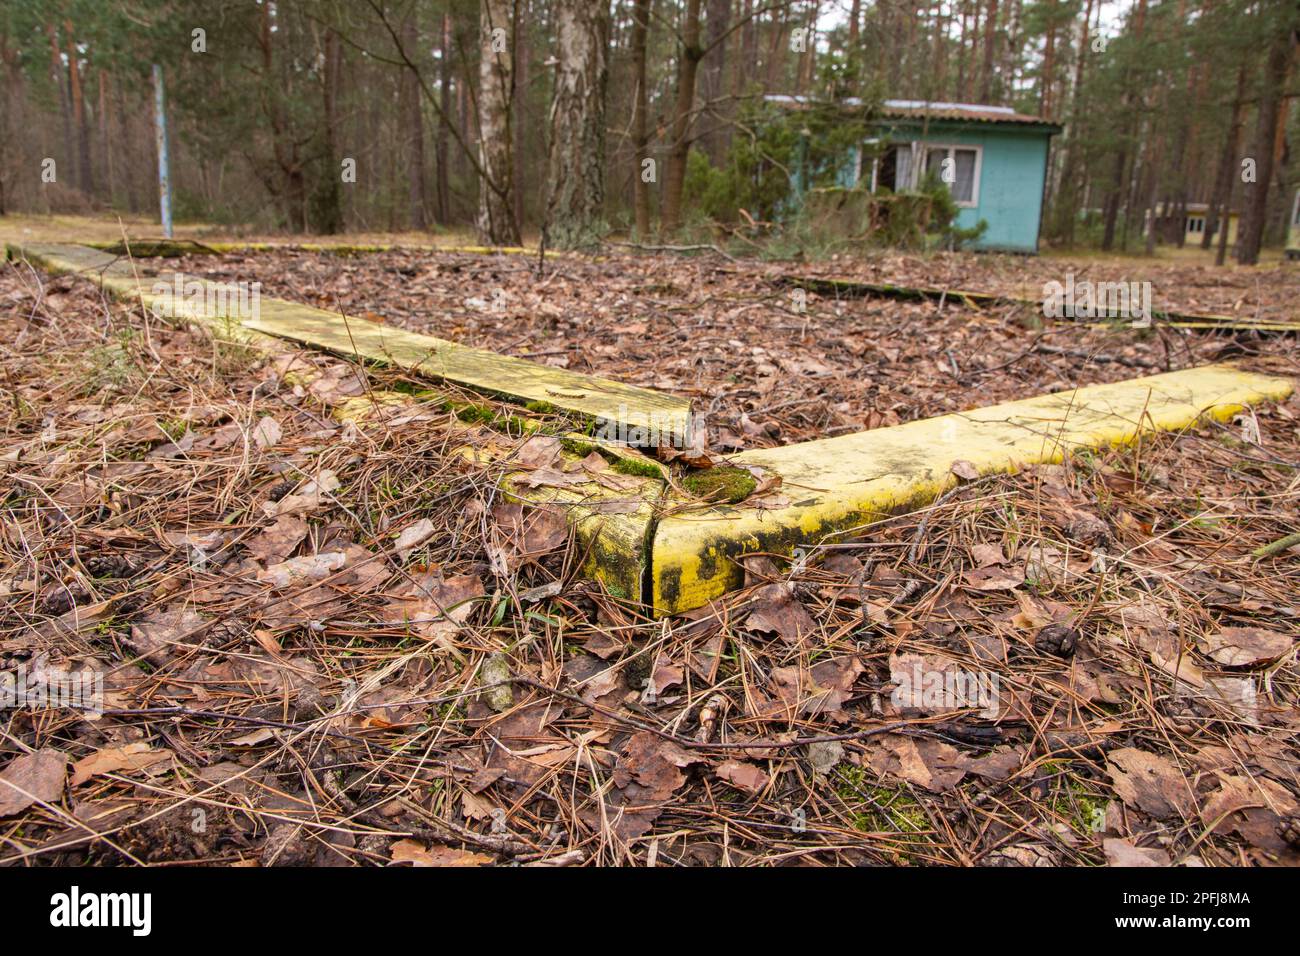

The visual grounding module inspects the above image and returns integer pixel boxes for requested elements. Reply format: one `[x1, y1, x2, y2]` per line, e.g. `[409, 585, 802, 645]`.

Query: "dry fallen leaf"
[71, 743, 173, 786]
[1106, 748, 1193, 820]
[1103, 837, 1171, 867]
[252, 415, 282, 448]
[393, 518, 436, 563]
[715, 760, 770, 795]
[950, 459, 979, 481]
[0, 749, 68, 817]
[246, 514, 308, 565]
[746, 582, 816, 643]
[258, 550, 348, 588]
[963, 565, 1025, 591]
[969, 543, 1006, 567]
[389, 839, 494, 867]
[1197, 627, 1293, 667]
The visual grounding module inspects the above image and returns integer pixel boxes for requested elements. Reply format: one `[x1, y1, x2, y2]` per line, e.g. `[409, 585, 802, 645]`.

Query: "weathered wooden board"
[10, 242, 692, 445]
[778, 273, 1300, 333]
[648, 365, 1295, 614]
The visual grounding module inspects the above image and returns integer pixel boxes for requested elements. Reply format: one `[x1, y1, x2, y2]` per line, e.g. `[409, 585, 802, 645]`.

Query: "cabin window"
[874, 144, 914, 193]
[1187, 216, 1205, 234]
[871, 142, 980, 207]
[923, 145, 980, 206]
[1292, 191, 1300, 226]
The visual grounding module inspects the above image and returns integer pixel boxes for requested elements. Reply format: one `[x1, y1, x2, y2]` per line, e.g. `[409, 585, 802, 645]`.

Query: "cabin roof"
[764, 94, 1060, 130]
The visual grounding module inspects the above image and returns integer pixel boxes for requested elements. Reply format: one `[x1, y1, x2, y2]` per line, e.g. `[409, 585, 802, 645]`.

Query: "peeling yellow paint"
[649, 365, 1295, 615]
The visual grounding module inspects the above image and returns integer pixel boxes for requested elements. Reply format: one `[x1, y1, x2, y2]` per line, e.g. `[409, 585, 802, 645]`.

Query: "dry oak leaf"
[0, 749, 68, 817]
[70, 743, 174, 786]
[746, 582, 816, 644]
[510, 466, 591, 491]
[245, 513, 308, 565]
[969, 543, 1006, 568]
[950, 459, 980, 481]
[1106, 748, 1194, 821]
[1197, 627, 1294, 668]
[490, 502, 568, 562]
[1199, 773, 1299, 854]
[716, 760, 770, 796]
[963, 565, 1025, 591]
[261, 470, 341, 517]
[389, 839, 494, 867]
[257, 550, 348, 589]
[127, 605, 205, 667]
[772, 656, 864, 717]
[514, 435, 563, 470]
[864, 734, 967, 792]
[251, 415, 282, 449]
[647, 655, 684, 698]
[1102, 838, 1171, 867]
[392, 518, 436, 563]
[613, 731, 703, 796]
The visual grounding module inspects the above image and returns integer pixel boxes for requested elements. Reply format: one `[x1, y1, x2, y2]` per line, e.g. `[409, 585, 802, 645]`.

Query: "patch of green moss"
[612, 457, 663, 479]
[454, 403, 496, 426]
[157, 417, 188, 442]
[561, 438, 602, 459]
[681, 466, 756, 503]
[524, 400, 558, 414]
[1047, 765, 1110, 835]
[833, 770, 933, 853]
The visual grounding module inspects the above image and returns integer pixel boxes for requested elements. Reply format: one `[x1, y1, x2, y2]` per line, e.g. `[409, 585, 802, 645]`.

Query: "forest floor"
[1, 234, 1299, 867]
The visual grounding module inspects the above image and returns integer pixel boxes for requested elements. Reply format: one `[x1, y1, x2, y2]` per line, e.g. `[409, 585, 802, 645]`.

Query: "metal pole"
[152, 63, 173, 238]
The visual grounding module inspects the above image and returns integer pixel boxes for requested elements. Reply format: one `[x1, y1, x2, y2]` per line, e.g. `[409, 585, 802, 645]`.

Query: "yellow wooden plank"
[81, 239, 551, 257]
[783, 273, 1300, 332]
[10, 242, 692, 445]
[648, 365, 1295, 614]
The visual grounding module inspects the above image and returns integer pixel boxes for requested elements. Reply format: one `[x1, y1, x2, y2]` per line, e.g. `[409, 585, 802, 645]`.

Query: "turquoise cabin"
[769, 96, 1062, 254]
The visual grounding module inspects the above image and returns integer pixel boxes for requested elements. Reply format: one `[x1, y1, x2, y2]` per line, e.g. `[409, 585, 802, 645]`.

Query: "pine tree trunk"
[699, 0, 731, 163]
[738, 0, 757, 92]
[46, 23, 73, 187]
[1144, 141, 1162, 255]
[512, 0, 529, 233]
[1000, 0, 1021, 96]
[660, 0, 703, 236]
[400, 15, 427, 231]
[765, 4, 787, 89]
[632, 0, 652, 238]
[1040, 22, 1055, 118]
[317, 27, 343, 234]
[436, 12, 452, 223]
[1204, 63, 1247, 250]
[979, 0, 999, 102]
[1236, 16, 1297, 265]
[64, 20, 93, 196]
[98, 70, 115, 206]
[476, 0, 522, 245]
[544, 0, 610, 248]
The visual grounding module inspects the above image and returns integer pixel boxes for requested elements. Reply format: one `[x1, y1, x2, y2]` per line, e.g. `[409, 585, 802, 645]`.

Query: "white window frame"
[1187, 216, 1205, 234]
[916, 142, 982, 208]
[1291, 190, 1300, 227]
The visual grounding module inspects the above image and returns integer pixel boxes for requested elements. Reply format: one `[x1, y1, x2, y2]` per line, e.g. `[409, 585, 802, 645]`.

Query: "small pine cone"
[1035, 623, 1078, 658]
[83, 552, 138, 578]
[42, 586, 88, 615]
[1279, 816, 1300, 849]
[1157, 694, 1199, 734]
[1065, 510, 1109, 547]
[265, 479, 297, 503]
